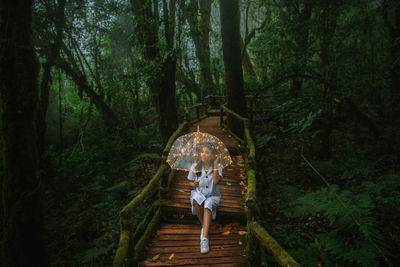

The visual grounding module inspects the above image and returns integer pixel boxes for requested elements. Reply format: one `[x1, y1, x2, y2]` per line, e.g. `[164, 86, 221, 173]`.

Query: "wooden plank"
[158, 223, 244, 231]
[175, 264, 242, 267]
[154, 234, 242, 241]
[170, 188, 244, 197]
[149, 239, 239, 247]
[166, 202, 243, 213]
[146, 249, 244, 261]
[171, 194, 243, 205]
[171, 202, 242, 212]
[156, 229, 243, 236]
[141, 255, 245, 266]
[145, 244, 239, 254]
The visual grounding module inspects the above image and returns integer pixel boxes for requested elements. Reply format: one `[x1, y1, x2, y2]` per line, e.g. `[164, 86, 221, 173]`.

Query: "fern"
[281, 183, 390, 266]
[82, 243, 114, 263]
[104, 180, 129, 192]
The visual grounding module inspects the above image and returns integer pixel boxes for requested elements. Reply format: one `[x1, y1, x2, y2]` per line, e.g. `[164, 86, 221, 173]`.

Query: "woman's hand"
[213, 156, 221, 184]
[213, 155, 220, 168]
[191, 180, 200, 189]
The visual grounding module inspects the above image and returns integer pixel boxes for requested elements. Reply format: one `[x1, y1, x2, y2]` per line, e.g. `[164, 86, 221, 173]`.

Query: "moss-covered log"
[120, 164, 167, 220]
[134, 208, 162, 261]
[131, 200, 159, 245]
[249, 221, 299, 266]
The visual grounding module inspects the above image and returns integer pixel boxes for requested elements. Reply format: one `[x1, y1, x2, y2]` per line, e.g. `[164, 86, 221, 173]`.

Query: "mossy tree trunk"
[159, 0, 178, 147]
[185, 0, 214, 100]
[0, 1, 49, 266]
[219, 0, 248, 137]
[131, 0, 160, 110]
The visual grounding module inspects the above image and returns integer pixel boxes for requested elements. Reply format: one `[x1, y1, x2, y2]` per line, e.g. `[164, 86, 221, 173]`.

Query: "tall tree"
[131, 0, 178, 146]
[219, 0, 248, 135]
[0, 1, 49, 266]
[185, 0, 214, 100]
[159, 0, 179, 146]
[131, 0, 160, 109]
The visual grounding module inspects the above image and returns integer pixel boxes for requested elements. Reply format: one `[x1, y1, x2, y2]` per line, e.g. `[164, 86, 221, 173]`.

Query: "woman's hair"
[194, 143, 217, 173]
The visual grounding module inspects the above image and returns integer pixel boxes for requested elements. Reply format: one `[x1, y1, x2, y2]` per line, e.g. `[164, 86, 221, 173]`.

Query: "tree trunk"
[185, 0, 214, 100]
[219, 0, 248, 137]
[131, 0, 160, 109]
[0, 1, 49, 266]
[290, 0, 312, 98]
[159, 0, 178, 146]
[383, 0, 400, 121]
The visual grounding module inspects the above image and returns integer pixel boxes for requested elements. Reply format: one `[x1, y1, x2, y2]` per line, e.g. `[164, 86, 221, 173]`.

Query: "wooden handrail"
[221, 103, 248, 122]
[249, 221, 299, 266]
[114, 119, 190, 267]
[220, 103, 298, 266]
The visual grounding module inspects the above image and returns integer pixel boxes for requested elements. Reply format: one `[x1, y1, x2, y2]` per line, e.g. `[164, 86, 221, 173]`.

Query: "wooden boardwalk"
[139, 116, 248, 266]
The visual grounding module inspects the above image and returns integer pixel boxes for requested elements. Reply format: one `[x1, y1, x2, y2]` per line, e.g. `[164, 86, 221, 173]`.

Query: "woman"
[187, 143, 222, 254]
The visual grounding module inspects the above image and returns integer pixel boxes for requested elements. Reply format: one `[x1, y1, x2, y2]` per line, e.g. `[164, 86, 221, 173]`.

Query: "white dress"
[187, 163, 223, 220]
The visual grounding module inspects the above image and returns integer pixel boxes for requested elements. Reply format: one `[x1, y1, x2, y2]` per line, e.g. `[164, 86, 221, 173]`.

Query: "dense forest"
[1, 0, 399, 266]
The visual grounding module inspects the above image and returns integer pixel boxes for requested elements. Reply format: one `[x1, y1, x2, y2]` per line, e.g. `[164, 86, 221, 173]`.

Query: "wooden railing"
[219, 103, 299, 267]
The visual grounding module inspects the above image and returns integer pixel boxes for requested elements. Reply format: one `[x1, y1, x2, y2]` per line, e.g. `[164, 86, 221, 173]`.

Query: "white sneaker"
[200, 237, 209, 254]
[200, 227, 203, 239]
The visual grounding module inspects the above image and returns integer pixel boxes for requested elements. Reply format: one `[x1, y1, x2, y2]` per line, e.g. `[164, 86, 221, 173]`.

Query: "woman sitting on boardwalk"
[187, 143, 222, 254]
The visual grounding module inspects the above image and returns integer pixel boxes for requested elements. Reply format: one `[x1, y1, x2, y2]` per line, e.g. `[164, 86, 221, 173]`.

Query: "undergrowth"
[43, 118, 162, 266]
[255, 98, 400, 266]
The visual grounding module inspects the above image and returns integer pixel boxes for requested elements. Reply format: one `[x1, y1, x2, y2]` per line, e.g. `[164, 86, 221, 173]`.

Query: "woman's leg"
[202, 207, 212, 238]
[193, 200, 204, 225]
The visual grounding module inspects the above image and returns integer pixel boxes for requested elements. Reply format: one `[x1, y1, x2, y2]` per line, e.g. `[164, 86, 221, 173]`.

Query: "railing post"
[220, 105, 224, 126]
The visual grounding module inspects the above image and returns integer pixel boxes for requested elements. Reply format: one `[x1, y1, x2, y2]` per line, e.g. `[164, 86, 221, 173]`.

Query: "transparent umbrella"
[166, 126, 232, 171]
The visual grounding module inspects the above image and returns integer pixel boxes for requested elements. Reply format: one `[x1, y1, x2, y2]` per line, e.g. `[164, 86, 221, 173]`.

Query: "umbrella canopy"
[166, 127, 232, 171]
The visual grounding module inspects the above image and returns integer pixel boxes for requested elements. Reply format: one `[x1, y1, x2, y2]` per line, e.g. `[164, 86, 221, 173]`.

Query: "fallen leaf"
[221, 231, 231, 235]
[152, 255, 159, 261]
[238, 241, 243, 245]
[169, 253, 175, 260]
[179, 214, 184, 219]
[177, 189, 185, 193]
[226, 182, 232, 186]
[238, 231, 247, 235]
